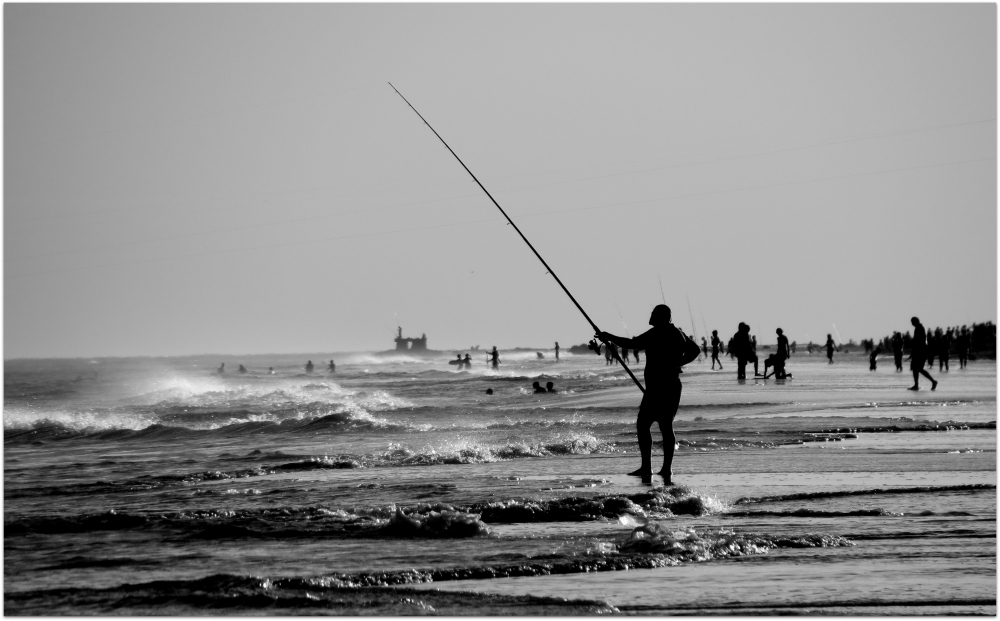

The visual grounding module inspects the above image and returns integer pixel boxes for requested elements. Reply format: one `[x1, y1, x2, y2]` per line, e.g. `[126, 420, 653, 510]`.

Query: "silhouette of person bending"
[908, 317, 937, 391]
[597, 304, 685, 482]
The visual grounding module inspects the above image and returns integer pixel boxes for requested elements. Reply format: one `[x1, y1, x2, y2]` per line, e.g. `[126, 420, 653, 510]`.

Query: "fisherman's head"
[911, 316, 920, 326]
[649, 304, 671, 326]
[739, 323, 749, 333]
[712, 330, 718, 336]
[532, 381, 540, 388]
[776, 328, 783, 335]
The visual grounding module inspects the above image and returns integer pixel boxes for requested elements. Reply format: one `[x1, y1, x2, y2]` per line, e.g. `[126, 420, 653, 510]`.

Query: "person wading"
[597, 304, 687, 482]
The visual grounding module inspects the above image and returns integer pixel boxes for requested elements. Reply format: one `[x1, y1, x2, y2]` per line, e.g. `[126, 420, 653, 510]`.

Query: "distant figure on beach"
[751, 335, 757, 353]
[532, 381, 547, 394]
[305, 360, 314, 373]
[764, 328, 791, 379]
[554, 342, 560, 361]
[546, 381, 556, 393]
[633, 349, 640, 363]
[238, 364, 247, 374]
[790, 341, 796, 355]
[710, 330, 724, 370]
[604, 343, 612, 365]
[218, 363, 225, 374]
[926, 330, 937, 369]
[892, 332, 904, 371]
[488, 347, 500, 369]
[268, 367, 275, 375]
[909, 317, 938, 391]
[731, 323, 760, 379]
[824, 335, 839, 364]
[463, 354, 472, 368]
[870, 345, 883, 371]
[727, 337, 736, 359]
[597, 304, 686, 482]
[939, 328, 951, 372]
[701, 337, 708, 360]
[957, 327, 970, 369]
[327, 360, 336, 373]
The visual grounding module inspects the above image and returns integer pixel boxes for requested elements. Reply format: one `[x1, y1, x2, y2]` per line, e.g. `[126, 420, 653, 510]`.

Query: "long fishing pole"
[389, 83, 644, 393]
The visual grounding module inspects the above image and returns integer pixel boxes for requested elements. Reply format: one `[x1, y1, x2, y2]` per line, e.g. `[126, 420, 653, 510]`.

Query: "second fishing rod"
[389, 83, 645, 393]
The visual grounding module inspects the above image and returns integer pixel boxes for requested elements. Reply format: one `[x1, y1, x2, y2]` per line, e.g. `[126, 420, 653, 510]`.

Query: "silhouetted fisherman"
[732, 323, 760, 379]
[710, 330, 724, 370]
[463, 354, 472, 368]
[554, 341, 560, 361]
[488, 346, 500, 369]
[238, 364, 247, 374]
[892, 332, 904, 371]
[532, 381, 547, 394]
[869, 345, 883, 371]
[908, 317, 938, 391]
[597, 304, 685, 482]
[824, 335, 839, 364]
[305, 360, 314, 373]
[546, 381, 557, 393]
[328, 360, 336, 373]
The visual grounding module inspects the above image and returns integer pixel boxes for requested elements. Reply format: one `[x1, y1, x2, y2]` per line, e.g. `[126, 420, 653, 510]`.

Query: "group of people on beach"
[216, 360, 336, 375]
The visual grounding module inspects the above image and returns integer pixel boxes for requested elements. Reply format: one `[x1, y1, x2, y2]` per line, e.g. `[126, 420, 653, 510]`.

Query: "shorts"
[910, 356, 926, 371]
[638, 378, 682, 426]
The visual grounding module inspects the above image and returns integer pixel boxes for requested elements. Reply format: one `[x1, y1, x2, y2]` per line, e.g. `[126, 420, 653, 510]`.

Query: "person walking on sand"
[710, 330, 724, 370]
[824, 334, 839, 364]
[597, 304, 686, 482]
[908, 317, 938, 391]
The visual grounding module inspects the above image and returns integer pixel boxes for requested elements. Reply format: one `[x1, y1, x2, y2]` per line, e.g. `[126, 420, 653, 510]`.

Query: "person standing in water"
[732, 323, 760, 379]
[554, 342, 560, 361]
[909, 317, 938, 391]
[218, 363, 225, 374]
[824, 335, 839, 364]
[327, 360, 336, 373]
[488, 346, 500, 370]
[305, 360, 314, 373]
[597, 304, 685, 482]
[710, 330, 724, 370]
[892, 332, 904, 372]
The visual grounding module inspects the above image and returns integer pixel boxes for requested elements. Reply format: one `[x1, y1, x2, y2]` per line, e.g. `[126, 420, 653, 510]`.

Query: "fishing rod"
[389, 83, 644, 393]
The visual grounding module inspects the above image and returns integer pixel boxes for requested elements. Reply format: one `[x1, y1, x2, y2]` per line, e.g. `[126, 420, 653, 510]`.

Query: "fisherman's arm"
[596, 330, 647, 350]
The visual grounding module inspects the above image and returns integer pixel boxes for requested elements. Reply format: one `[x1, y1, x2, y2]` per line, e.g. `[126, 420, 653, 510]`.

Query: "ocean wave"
[734, 484, 996, 505]
[727, 508, 904, 518]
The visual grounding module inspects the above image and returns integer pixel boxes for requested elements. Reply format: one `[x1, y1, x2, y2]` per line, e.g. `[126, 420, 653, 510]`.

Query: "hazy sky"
[5, 3, 996, 359]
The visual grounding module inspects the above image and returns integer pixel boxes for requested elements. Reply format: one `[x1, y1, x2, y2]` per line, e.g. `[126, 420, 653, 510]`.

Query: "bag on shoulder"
[677, 327, 701, 367]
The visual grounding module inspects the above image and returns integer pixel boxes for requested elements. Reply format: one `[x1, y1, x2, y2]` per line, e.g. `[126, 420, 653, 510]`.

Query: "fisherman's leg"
[630, 411, 654, 476]
[656, 380, 682, 480]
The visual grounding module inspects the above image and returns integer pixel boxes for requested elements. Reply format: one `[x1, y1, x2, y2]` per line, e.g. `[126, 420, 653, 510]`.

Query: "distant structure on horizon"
[395, 327, 427, 351]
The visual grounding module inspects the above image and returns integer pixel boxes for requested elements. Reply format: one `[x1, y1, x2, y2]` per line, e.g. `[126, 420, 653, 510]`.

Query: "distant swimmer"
[327, 360, 336, 373]
[554, 342, 560, 361]
[710, 330, 724, 370]
[463, 354, 472, 368]
[908, 317, 937, 391]
[546, 381, 557, 393]
[731, 323, 760, 379]
[485, 388, 494, 395]
[532, 381, 547, 394]
[824, 335, 839, 364]
[305, 360, 314, 373]
[450, 354, 464, 366]
[268, 367, 275, 375]
[238, 364, 247, 373]
[869, 345, 882, 371]
[597, 304, 689, 483]
[536, 352, 545, 359]
[488, 346, 500, 369]
[218, 363, 225, 374]
[892, 332, 904, 371]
